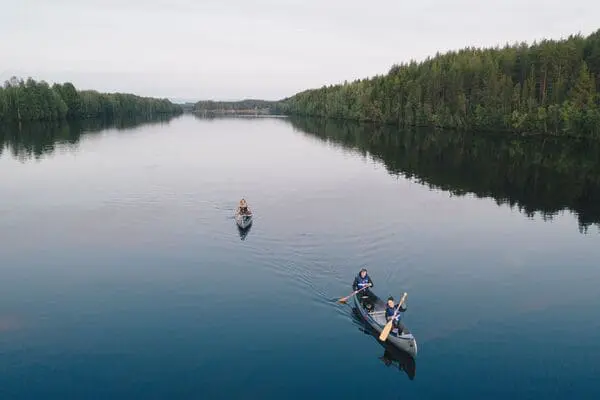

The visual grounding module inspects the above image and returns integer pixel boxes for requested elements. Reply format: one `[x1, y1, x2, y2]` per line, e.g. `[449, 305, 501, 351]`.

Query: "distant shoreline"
[191, 29, 600, 140]
[193, 108, 271, 115]
[0, 77, 183, 123]
[191, 109, 288, 118]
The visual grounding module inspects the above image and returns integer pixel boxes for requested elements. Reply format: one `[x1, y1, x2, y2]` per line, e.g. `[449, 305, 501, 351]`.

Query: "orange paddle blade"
[337, 295, 350, 303]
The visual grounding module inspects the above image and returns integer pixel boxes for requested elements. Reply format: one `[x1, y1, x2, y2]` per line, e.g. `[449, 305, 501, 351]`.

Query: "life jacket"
[356, 274, 370, 289]
[385, 305, 401, 321]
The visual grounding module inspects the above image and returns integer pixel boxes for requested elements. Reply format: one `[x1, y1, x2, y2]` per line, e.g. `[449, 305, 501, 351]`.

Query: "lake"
[1, 114, 599, 399]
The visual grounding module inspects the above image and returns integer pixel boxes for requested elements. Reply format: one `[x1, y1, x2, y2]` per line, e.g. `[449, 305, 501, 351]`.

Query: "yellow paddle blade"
[379, 320, 394, 341]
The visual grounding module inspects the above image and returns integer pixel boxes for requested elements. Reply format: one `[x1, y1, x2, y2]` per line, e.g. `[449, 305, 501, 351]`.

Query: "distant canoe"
[235, 209, 253, 229]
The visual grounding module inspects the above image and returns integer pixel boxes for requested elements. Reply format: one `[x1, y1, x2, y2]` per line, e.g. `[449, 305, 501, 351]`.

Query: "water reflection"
[350, 306, 416, 380]
[0, 120, 80, 162]
[289, 117, 600, 233]
[237, 224, 252, 241]
[0, 115, 176, 162]
[192, 113, 288, 123]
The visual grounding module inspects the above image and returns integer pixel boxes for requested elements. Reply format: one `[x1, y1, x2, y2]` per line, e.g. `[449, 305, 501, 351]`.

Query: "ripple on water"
[240, 214, 413, 309]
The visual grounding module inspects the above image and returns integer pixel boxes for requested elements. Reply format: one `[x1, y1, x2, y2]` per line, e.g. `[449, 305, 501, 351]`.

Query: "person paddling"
[352, 267, 375, 309]
[352, 267, 374, 293]
[385, 296, 406, 335]
[238, 198, 251, 215]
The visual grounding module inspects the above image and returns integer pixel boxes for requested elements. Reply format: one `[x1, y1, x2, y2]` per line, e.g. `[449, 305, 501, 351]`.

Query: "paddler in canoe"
[238, 198, 251, 215]
[337, 267, 373, 304]
[385, 296, 407, 335]
[352, 267, 374, 292]
[338, 270, 417, 357]
[352, 267, 376, 309]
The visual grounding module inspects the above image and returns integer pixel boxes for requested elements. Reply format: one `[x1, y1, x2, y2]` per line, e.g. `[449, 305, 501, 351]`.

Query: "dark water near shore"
[1, 114, 599, 399]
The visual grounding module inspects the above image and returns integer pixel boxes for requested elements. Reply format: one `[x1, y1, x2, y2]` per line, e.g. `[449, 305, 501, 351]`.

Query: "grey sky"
[1, 0, 598, 101]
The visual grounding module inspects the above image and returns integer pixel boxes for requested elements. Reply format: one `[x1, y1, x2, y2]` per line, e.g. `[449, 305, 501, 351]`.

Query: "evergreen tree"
[0, 77, 182, 122]
[279, 29, 600, 139]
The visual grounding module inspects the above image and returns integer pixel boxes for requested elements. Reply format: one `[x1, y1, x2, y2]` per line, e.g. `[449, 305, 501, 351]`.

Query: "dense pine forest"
[279, 30, 600, 138]
[0, 77, 182, 122]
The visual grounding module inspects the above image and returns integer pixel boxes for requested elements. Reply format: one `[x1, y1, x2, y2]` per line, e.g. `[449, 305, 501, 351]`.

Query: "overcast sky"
[1, 0, 599, 102]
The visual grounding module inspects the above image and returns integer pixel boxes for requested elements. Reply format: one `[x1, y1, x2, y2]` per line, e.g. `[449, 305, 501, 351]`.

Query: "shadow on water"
[349, 306, 416, 380]
[0, 115, 176, 162]
[288, 116, 600, 234]
[237, 224, 252, 241]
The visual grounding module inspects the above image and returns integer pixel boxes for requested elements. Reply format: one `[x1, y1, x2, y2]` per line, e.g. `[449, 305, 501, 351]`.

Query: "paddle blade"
[337, 296, 349, 304]
[337, 288, 360, 304]
[379, 320, 394, 342]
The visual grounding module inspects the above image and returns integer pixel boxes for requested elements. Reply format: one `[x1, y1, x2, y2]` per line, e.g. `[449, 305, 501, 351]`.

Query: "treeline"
[179, 102, 197, 112]
[290, 116, 600, 233]
[0, 77, 183, 122]
[194, 99, 280, 114]
[280, 29, 600, 138]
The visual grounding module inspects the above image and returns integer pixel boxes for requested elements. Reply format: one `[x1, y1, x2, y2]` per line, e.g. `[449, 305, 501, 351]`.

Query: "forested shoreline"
[193, 99, 279, 115]
[279, 30, 600, 138]
[6, 29, 600, 139]
[0, 77, 182, 122]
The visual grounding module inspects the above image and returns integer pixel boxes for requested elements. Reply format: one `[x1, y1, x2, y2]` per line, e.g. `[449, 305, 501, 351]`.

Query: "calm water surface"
[1, 115, 599, 399]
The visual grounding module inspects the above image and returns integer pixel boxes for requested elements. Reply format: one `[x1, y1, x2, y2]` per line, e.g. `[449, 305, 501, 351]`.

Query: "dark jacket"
[352, 273, 374, 291]
[385, 304, 402, 322]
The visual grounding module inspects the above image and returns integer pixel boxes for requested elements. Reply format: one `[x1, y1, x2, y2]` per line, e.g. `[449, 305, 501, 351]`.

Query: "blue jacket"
[352, 273, 374, 291]
[385, 304, 402, 321]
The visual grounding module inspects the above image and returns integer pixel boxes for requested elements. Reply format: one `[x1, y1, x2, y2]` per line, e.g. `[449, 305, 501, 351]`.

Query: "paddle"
[337, 284, 372, 304]
[379, 292, 407, 342]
